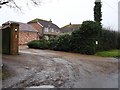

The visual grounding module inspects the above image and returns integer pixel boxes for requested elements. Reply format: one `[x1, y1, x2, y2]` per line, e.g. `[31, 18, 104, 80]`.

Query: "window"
[51, 29, 54, 32]
[57, 31, 60, 33]
[44, 28, 49, 32]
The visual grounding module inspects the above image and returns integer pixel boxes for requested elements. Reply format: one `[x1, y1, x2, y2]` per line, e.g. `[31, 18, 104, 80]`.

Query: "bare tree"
[0, 0, 41, 10]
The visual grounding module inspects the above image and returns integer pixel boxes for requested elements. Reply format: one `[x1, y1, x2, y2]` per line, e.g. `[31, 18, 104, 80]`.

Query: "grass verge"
[95, 50, 120, 57]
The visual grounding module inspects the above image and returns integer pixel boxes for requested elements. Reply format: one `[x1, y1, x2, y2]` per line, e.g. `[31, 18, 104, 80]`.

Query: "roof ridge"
[28, 18, 50, 23]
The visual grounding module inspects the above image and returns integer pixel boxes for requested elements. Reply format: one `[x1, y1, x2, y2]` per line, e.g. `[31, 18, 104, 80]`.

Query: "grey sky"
[0, 0, 119, 30]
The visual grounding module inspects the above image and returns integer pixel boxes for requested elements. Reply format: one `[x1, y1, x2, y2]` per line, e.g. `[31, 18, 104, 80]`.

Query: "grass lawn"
[95, 50, 120, 57]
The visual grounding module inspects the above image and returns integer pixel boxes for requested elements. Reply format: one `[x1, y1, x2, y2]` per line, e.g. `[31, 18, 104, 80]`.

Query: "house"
[28, 18, 61, 40]
[2, 21, 39, 45]
[61, 23, 81, 34]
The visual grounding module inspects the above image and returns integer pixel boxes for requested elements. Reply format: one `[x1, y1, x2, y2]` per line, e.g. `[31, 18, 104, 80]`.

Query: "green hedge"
[54, 34, 71, 51]
[27, 39, 49, 49]
[70, 21, 101, 54]
[98, 29, 119, 51]
[27, 20, 120, 55]
[47, 38, 58, 50]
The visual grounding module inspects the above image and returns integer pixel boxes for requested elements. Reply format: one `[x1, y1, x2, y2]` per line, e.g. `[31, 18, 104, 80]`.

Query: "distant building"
[61, 23, 81, 34]
[28, 18, 61, 40]
[2, 21, 38, 45]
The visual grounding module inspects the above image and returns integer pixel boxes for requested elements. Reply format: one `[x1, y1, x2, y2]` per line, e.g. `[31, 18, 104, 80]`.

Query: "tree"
[94, 0, 102, 27]
[94, 0, 102, 51]
[71, 21, 101, 55]
[0, 0, 41, 10]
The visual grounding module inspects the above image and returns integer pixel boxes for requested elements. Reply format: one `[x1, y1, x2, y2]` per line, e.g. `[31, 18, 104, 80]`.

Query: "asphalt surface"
[2, 46, 119, 88]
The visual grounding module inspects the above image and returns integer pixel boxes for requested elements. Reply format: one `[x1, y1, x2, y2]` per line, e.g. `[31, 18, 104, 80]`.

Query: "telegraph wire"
[102, 0, 118, 14]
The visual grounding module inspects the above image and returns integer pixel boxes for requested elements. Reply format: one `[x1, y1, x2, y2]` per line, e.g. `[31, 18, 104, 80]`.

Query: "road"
[2, 46, 119, 88]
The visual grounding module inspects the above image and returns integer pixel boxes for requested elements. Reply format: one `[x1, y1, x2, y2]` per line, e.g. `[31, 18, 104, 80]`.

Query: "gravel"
[2, 47, 118, 88]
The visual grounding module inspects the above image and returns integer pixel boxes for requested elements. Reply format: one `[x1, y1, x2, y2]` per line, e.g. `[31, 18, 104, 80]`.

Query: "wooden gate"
[2, 23, 19, 55]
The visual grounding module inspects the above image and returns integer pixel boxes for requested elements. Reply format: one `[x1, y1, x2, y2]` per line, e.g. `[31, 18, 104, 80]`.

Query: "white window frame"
[51, 29, 54, 32]
[44, 28, 49, 32]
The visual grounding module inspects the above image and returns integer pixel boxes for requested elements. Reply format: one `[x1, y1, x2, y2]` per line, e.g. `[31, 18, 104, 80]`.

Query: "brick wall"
[28, 23, 43, 34]
[19, 31, 38, 45]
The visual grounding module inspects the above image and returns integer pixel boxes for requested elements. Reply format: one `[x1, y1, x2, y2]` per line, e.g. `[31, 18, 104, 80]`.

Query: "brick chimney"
[49, 19, 52, 23]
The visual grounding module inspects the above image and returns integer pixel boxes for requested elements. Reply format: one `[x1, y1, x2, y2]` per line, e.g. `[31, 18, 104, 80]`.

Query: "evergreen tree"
[94, 0, 102, 51]
[94, 0, 102, 27]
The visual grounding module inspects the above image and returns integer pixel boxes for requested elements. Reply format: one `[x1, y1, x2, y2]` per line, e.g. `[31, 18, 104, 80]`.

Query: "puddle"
[25, 85, 55, 90]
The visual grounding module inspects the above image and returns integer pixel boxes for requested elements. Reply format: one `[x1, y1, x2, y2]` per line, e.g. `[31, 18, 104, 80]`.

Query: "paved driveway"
[2, 46, 118, 88]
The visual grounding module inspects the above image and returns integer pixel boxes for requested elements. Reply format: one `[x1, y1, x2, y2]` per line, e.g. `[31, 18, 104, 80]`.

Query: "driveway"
[2, 46, 118, 88]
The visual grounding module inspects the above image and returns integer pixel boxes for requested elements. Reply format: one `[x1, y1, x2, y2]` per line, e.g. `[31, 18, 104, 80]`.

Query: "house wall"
[28, 23, 43, 34]
[44, 27, 60, 36]
[28, 22, 61, 40]
[19, 31, 38, 45]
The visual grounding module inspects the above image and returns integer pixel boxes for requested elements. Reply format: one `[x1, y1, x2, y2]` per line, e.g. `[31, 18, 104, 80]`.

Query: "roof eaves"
[37, 22, 43, 27]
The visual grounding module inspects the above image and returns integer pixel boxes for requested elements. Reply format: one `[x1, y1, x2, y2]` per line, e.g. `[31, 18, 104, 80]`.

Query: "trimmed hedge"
[54, 34, 71, 51]
[27, 20, 120, 55]
[47, 38, 58, 50]
[27, 39, 49, 49]
[98, 29, 118, 51]
[70, 21, 101, 54]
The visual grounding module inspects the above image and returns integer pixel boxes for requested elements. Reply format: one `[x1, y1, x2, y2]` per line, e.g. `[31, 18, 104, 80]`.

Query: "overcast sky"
[0, 0, 119, 31]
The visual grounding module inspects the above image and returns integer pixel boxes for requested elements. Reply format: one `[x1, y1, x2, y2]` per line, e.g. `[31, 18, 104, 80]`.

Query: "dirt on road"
[2, 46, 119, 88]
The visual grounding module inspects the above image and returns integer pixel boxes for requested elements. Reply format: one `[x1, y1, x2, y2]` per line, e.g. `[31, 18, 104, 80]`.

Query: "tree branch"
[0, 0, 41, 10]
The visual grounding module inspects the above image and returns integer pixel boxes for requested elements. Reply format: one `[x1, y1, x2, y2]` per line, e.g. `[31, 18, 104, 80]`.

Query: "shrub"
[27, 20, 119, 55]
[98, 28, 118, 51]
[54, 34, 71, 51]
[27, 40, 40, 49]
[48, 38, 58, 50]
[38, 39, 49, 49]
[71, 21, 101, 55]
[117, 32, 120, 49]
[27, 39, 49, 49]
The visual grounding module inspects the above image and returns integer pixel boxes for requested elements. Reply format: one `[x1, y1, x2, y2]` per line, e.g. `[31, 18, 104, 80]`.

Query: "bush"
[38, 39, 49, 49]
[98, 29, 119, 51]
[27, 40, 40, 49]
[27, 20, 119, 55]
[27, 39, 49, 49]
[48, 38, 58, 50]
[71, 21, 101, 55]
[54, 34, 71, 51]
[27, 34, 71, 51]
[117, 32, 120, 49]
